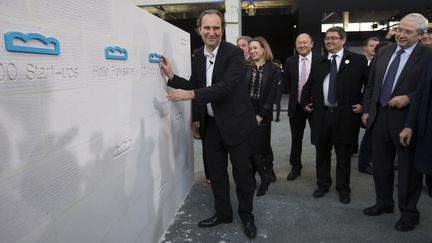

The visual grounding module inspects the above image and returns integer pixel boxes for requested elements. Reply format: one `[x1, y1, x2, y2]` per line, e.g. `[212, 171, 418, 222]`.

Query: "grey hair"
[237, 36, 252, 44]
[401, 13, 429, 33]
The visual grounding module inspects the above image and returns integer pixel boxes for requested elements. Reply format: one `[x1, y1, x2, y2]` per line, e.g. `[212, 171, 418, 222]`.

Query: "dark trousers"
[201, 139, 209, 179]
[358, 128, 372, 169]
[315, 109, 352, 193]
[250, 123, 273, 165]
[203, 116, 255, 223]
[273, 89, 282, 119]
[288, 103, 310, 172]
[371, 107, 422, 220]
[352, 123, 360, 154]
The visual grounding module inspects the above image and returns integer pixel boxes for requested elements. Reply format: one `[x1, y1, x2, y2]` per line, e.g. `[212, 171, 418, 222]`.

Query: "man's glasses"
[324, 36, 341, 41]
[395, 27, 419, 36]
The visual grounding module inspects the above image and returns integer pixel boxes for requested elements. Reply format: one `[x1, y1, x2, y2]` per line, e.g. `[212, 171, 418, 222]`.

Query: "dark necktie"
[327, 54, 337, 104]
[379, 49, 405, 107]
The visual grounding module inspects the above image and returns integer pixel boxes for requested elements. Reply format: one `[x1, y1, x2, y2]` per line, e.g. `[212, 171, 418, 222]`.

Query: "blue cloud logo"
[4, 31, 61, 55]
[105, 46, 128, 60]
[148, 53, 161, 63]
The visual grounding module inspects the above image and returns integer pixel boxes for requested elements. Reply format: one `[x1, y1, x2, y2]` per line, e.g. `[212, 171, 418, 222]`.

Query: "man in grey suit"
[362, 13, 432, 232]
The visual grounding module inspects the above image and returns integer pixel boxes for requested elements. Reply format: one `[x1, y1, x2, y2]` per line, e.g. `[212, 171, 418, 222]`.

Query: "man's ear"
[341, 37, 347, 45]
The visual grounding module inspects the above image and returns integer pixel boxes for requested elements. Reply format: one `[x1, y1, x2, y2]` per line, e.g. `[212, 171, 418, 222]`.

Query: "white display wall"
[0, 0, 193, 242]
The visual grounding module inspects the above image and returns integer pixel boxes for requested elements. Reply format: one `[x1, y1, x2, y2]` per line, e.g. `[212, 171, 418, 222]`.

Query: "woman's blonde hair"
[250, 36, 274, 62]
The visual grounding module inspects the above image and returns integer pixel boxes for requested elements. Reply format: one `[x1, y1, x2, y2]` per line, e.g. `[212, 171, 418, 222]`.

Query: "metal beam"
[131, 0, 224, 6]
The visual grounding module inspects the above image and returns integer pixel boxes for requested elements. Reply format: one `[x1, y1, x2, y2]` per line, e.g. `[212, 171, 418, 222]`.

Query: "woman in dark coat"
[245, 36, 279, 196]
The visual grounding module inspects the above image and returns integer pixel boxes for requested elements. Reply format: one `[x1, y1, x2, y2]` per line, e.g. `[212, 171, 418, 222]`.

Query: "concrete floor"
[161, 94, 432, 243]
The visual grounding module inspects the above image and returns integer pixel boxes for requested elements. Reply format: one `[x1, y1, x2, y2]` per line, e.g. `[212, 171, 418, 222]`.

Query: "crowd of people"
[159, 9, 432, 239]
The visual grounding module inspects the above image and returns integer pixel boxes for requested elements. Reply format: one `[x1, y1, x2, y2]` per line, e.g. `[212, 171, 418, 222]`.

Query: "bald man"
[284, 33, 319, 181]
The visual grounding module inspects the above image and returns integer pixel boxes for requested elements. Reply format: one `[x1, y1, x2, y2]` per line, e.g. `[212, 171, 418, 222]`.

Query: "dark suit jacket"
[168, 41, 256, 146]
[301, 49, 368, 145]
[406, 58, 432, 175]
[244, 61, 279, 123]
[363, 43, 432, 131]
[284, 54, 320, 118]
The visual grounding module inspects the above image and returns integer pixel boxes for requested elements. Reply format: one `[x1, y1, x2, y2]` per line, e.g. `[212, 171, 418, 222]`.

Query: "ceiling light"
[245, 1, 256, 16]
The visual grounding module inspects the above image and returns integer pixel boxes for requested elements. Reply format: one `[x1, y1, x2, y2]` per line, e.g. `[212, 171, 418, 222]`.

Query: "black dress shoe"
[338, 192, 351, 204]
[363, 205, 394, 216]
[243, 221, 257, 239]
[286, 170, 301, 181]
[359, 166, 373, 175]
[312, 188, 329, 198]
[198, 215, 233, 227]
[395, 217, 419, 232]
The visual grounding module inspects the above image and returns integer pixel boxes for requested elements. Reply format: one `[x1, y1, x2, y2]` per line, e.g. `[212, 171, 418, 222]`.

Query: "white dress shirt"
[297, 52, 312, 103]
[323, 48, 344, 107]
[203, 45, 220, 117]
[383, 43, 417, 92]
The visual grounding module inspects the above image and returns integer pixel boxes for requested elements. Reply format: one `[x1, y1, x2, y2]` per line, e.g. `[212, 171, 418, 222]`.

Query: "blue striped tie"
[379, 49, 404, 107]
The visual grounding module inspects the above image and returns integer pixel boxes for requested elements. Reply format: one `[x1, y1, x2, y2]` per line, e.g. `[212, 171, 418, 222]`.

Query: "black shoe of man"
[338, 191, 351, 204]
[198, 215, 233, 227]
[394, 216, 419, 232]
[243, 221, 257, 239]
[363, 205, 394, 216]
[286, 170, 301, 181]
[312, 187, 329, 198]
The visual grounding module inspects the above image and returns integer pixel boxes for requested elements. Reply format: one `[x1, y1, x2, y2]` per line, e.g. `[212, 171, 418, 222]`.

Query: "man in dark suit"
[418, 28, 432, 197]
[400, 58, 432, 193]
[284, 33, 318, 181]
[362, 13, 432, 232]
[159, 10, 257, 239]
[357, 37, 380, 176]
[302, 27, 367, 204]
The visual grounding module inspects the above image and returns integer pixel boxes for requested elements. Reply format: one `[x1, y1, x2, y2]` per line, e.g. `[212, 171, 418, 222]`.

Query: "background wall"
[168, 14, 296, 63]
[297, 0, 432, 53]
[0, 0, 193, 242]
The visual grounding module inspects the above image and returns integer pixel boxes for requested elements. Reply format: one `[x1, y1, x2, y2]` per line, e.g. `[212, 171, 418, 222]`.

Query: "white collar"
[299, 52, 312, 61]
[395, 42, 417, 56]
[328, 48, 344, 60]
[204, 45, 220, 59]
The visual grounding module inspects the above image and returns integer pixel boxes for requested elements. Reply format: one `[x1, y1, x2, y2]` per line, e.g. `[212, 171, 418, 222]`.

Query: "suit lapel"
[292, 55, 299, 90]
[377, 45, 397, 86]
[196, 49, 206, 87]
[245, 65, 253, 86]
[319, 55, 330, 84]
[260, 63, 270, 97]
[211, 42, 225, 84]
[393, 44, 422, 91]
[339, 50, 349, 72]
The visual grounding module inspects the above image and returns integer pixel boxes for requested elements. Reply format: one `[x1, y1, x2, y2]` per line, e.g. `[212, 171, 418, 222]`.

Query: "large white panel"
[0, 0, 193, 242]
[31, 0, 114, 34]
[0, 94, 45, 174]
[0, 1, 29, 23]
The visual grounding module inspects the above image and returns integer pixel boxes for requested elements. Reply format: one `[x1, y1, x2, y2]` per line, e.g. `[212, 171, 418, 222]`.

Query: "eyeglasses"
[324, 36, 341, 41]
[395, 27, 418, 36]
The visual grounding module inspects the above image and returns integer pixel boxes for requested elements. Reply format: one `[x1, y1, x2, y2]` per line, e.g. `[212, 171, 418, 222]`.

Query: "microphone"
[209, 60, 214, 65]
